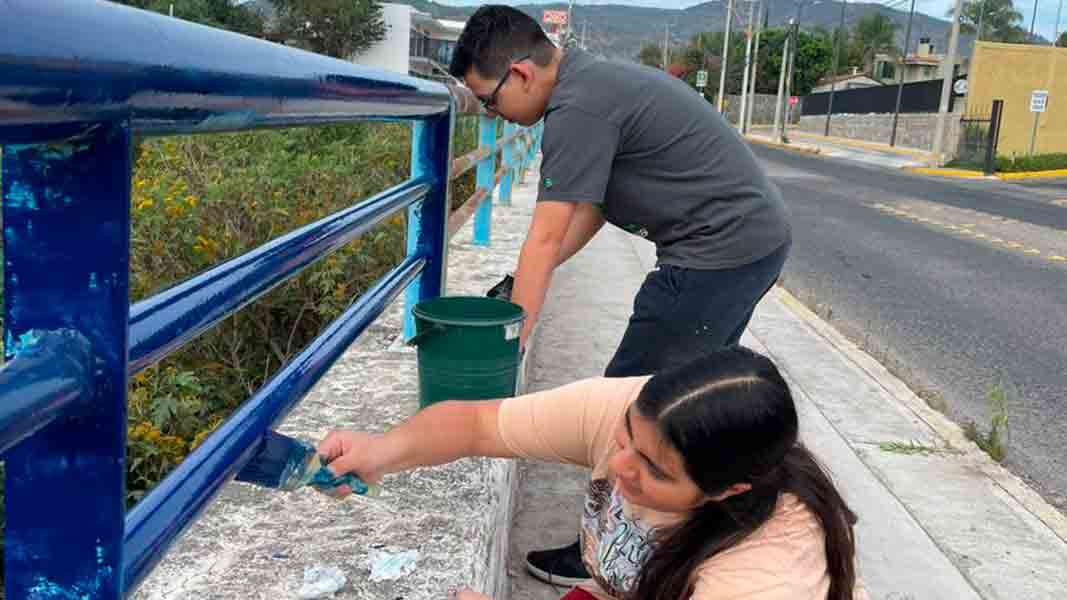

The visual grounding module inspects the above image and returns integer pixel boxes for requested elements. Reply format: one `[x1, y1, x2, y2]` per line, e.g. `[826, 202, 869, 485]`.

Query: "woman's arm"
[317, 399, 513, 491]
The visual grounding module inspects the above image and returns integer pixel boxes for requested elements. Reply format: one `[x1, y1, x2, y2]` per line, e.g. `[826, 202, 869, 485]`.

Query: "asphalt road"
[751, 144, 1067, 512]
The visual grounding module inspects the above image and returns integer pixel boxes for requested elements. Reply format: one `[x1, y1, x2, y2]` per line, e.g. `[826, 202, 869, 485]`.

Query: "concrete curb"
[902, 166, 1067, 180]
[773, 286, 1067, 544]
[996, 168, 1067, 180]
[745, 135, 822, 156]
[902, 166, 991, 179]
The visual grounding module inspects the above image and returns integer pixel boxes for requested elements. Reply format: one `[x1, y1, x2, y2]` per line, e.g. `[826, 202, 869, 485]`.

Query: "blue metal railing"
[0, 1, 541, 597]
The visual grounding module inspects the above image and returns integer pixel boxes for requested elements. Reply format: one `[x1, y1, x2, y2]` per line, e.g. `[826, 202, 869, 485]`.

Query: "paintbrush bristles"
[235, 430, 317, 491]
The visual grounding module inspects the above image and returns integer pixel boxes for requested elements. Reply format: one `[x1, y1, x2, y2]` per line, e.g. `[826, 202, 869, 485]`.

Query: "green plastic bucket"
[410, 296, 526, 409]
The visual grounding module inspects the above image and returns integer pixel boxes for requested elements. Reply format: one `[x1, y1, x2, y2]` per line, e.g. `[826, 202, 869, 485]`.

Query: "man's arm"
[512, 200, 577, 347]
[556, 201, 606, 268]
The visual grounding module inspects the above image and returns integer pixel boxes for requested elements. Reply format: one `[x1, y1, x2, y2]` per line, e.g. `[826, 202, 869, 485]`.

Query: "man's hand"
[512, 201, 576, 348]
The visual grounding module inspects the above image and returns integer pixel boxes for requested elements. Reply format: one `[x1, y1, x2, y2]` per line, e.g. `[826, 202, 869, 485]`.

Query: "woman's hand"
[316, 431, 386, 498]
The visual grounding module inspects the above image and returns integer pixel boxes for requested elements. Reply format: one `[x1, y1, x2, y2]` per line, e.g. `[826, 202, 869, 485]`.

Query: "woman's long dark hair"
[629, 347, 857, 600]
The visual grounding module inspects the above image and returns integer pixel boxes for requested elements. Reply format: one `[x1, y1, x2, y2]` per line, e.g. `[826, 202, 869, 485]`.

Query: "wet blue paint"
[2, 125, 130, 598]
[0, 0, 450, 143]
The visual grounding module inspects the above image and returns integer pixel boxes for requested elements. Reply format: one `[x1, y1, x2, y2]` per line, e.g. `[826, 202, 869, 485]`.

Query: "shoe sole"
[524, 561, 592, 587]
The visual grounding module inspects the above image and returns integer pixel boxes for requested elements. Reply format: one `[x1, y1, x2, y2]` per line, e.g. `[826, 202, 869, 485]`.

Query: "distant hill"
[402, 1, 975, 63]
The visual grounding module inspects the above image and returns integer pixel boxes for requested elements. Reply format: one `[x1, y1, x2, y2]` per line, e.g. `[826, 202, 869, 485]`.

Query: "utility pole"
[739, 0, 758, 131]
[747, 3, 766, 133]
[718, 0, 736, 113]
[932, 0, 964, 163]
[782, 18, 799, 137]
[663, 22, 671, 70]
[824, 0, 847, 136]
[1054, 0, 1064, 45]
[1030, 0, 1039, 38]
[889, 0, 918, 146]
[567, 0, 576, 46]
[977, 0, 987, 41]
[581, 21, 588, 50]
[773, 18, 793, 140]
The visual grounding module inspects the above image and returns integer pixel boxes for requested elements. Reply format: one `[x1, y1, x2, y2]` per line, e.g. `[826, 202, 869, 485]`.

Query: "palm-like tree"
[956, 0, 1026, 43]
[851, 12, 900, 74]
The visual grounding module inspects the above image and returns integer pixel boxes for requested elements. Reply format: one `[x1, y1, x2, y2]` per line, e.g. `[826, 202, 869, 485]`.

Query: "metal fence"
[0, 1, 540, 597]
[802, 78, 959, 116]
[954, 100, 1005, 174]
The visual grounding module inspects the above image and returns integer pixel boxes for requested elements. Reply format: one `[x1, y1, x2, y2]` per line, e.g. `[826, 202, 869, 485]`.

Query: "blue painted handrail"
[0, 1, 541, 597]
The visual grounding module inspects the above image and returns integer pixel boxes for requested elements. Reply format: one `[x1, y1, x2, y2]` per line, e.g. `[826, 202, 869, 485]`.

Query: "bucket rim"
[412, 296, 526, 327]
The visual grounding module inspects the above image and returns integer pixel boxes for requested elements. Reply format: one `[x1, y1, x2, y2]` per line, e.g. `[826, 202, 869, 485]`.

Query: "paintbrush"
[236, 430, 381, 497]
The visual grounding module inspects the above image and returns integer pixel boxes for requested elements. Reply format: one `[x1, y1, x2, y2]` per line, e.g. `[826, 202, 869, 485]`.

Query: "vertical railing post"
[404, 111, 455, 341]
[472, 116, 498, 247]
[2, 123, 131, 598]
[983, 99, 1004, 176]
[499, 122, 516, 205]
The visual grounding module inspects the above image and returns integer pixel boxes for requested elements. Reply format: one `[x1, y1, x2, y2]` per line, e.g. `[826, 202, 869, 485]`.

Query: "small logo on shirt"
[544, 178, 554, 189]
[623, 224, 649, 238]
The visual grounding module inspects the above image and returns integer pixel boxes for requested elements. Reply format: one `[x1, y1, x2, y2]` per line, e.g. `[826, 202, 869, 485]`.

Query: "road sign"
[789, 96, 799, 106]
[695, 70, 708, 88]
[1030, 90, 1048, 113]
[543, 10, 568, 25]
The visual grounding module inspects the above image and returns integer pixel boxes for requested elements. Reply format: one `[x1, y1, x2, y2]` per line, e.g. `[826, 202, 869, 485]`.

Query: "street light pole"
[739, 0, 758, 131]
[824, 0, 847, 136]
[747, 4, 766, 133]
[773, 18, 793, 140]
[932, 0, 964, 163]
[889, 0, 918, 147]
[718, 0, 736, 113]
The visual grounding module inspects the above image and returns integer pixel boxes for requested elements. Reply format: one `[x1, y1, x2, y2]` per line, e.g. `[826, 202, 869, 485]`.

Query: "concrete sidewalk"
[509, 160, 1067, 599]
[746, 129, 934, 170]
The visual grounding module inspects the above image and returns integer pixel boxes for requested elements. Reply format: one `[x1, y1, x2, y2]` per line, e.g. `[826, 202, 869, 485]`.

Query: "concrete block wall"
[798, 112, 962, 156]
[724, 93, 801, 126]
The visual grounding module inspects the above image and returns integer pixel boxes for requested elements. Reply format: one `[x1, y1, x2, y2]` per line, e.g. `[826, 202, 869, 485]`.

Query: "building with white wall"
[351, 3, 465, 82]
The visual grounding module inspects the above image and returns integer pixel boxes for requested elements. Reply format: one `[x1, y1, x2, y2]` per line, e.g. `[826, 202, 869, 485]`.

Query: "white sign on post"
[695, 70, 708, 88]
[1030, 90, 1048, 113]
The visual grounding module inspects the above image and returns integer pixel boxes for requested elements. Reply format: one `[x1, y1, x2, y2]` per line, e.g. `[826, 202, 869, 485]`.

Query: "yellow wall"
[967, 42, 1067, 156]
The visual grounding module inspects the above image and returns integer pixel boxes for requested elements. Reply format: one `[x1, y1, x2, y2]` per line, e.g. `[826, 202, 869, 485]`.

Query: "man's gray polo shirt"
[538, 49, 791, 270]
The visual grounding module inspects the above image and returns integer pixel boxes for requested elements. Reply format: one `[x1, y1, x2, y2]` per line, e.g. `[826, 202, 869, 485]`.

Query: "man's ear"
[512, 62, 535, 91]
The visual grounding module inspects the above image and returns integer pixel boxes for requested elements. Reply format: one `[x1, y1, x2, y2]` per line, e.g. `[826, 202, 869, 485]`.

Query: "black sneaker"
[525, 539, 591, 586]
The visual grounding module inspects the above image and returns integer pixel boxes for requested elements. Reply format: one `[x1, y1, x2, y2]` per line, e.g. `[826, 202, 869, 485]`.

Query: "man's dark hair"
[449, 5, 556, 80]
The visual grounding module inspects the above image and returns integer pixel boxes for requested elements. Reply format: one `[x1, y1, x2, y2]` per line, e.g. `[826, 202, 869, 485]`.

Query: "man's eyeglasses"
[480, 55, 531, 112]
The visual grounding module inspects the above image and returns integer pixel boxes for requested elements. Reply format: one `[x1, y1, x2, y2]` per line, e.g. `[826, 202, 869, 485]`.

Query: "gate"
[955, 100, 1005, 174]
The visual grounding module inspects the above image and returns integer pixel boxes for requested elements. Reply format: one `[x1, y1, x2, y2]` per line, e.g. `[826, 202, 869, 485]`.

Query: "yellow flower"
[185, 196, 198, 208]
[137, 199, 155, 210]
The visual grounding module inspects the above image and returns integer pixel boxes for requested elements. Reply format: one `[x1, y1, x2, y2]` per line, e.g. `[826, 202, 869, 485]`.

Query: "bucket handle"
[406, 323, 447, 347]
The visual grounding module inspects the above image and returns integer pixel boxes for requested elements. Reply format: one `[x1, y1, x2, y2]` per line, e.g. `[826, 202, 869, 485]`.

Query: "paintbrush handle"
[307, 463, 381, 497]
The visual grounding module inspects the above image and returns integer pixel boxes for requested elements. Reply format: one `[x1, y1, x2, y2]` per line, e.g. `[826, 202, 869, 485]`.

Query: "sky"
[436, 0, 1066, 42]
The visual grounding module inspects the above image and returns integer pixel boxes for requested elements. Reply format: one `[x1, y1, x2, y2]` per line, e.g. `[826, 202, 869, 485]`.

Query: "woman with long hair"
[320, 347, 865, 599]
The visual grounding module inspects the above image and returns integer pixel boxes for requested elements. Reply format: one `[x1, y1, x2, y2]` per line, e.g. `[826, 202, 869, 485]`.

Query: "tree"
[753, 28, 834, 96]
[270, 0, 387, 59]
[638, 43, 663, 68]
[1059, 31, 1067, 47]
[956, 0, 1026, 43]
[851, 12, 900, 74]
[110, 0, 264, 36]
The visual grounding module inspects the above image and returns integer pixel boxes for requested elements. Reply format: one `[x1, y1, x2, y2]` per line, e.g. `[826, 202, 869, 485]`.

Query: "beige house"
[811, 71, 883, 94]
[872, 38, 965, 83]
